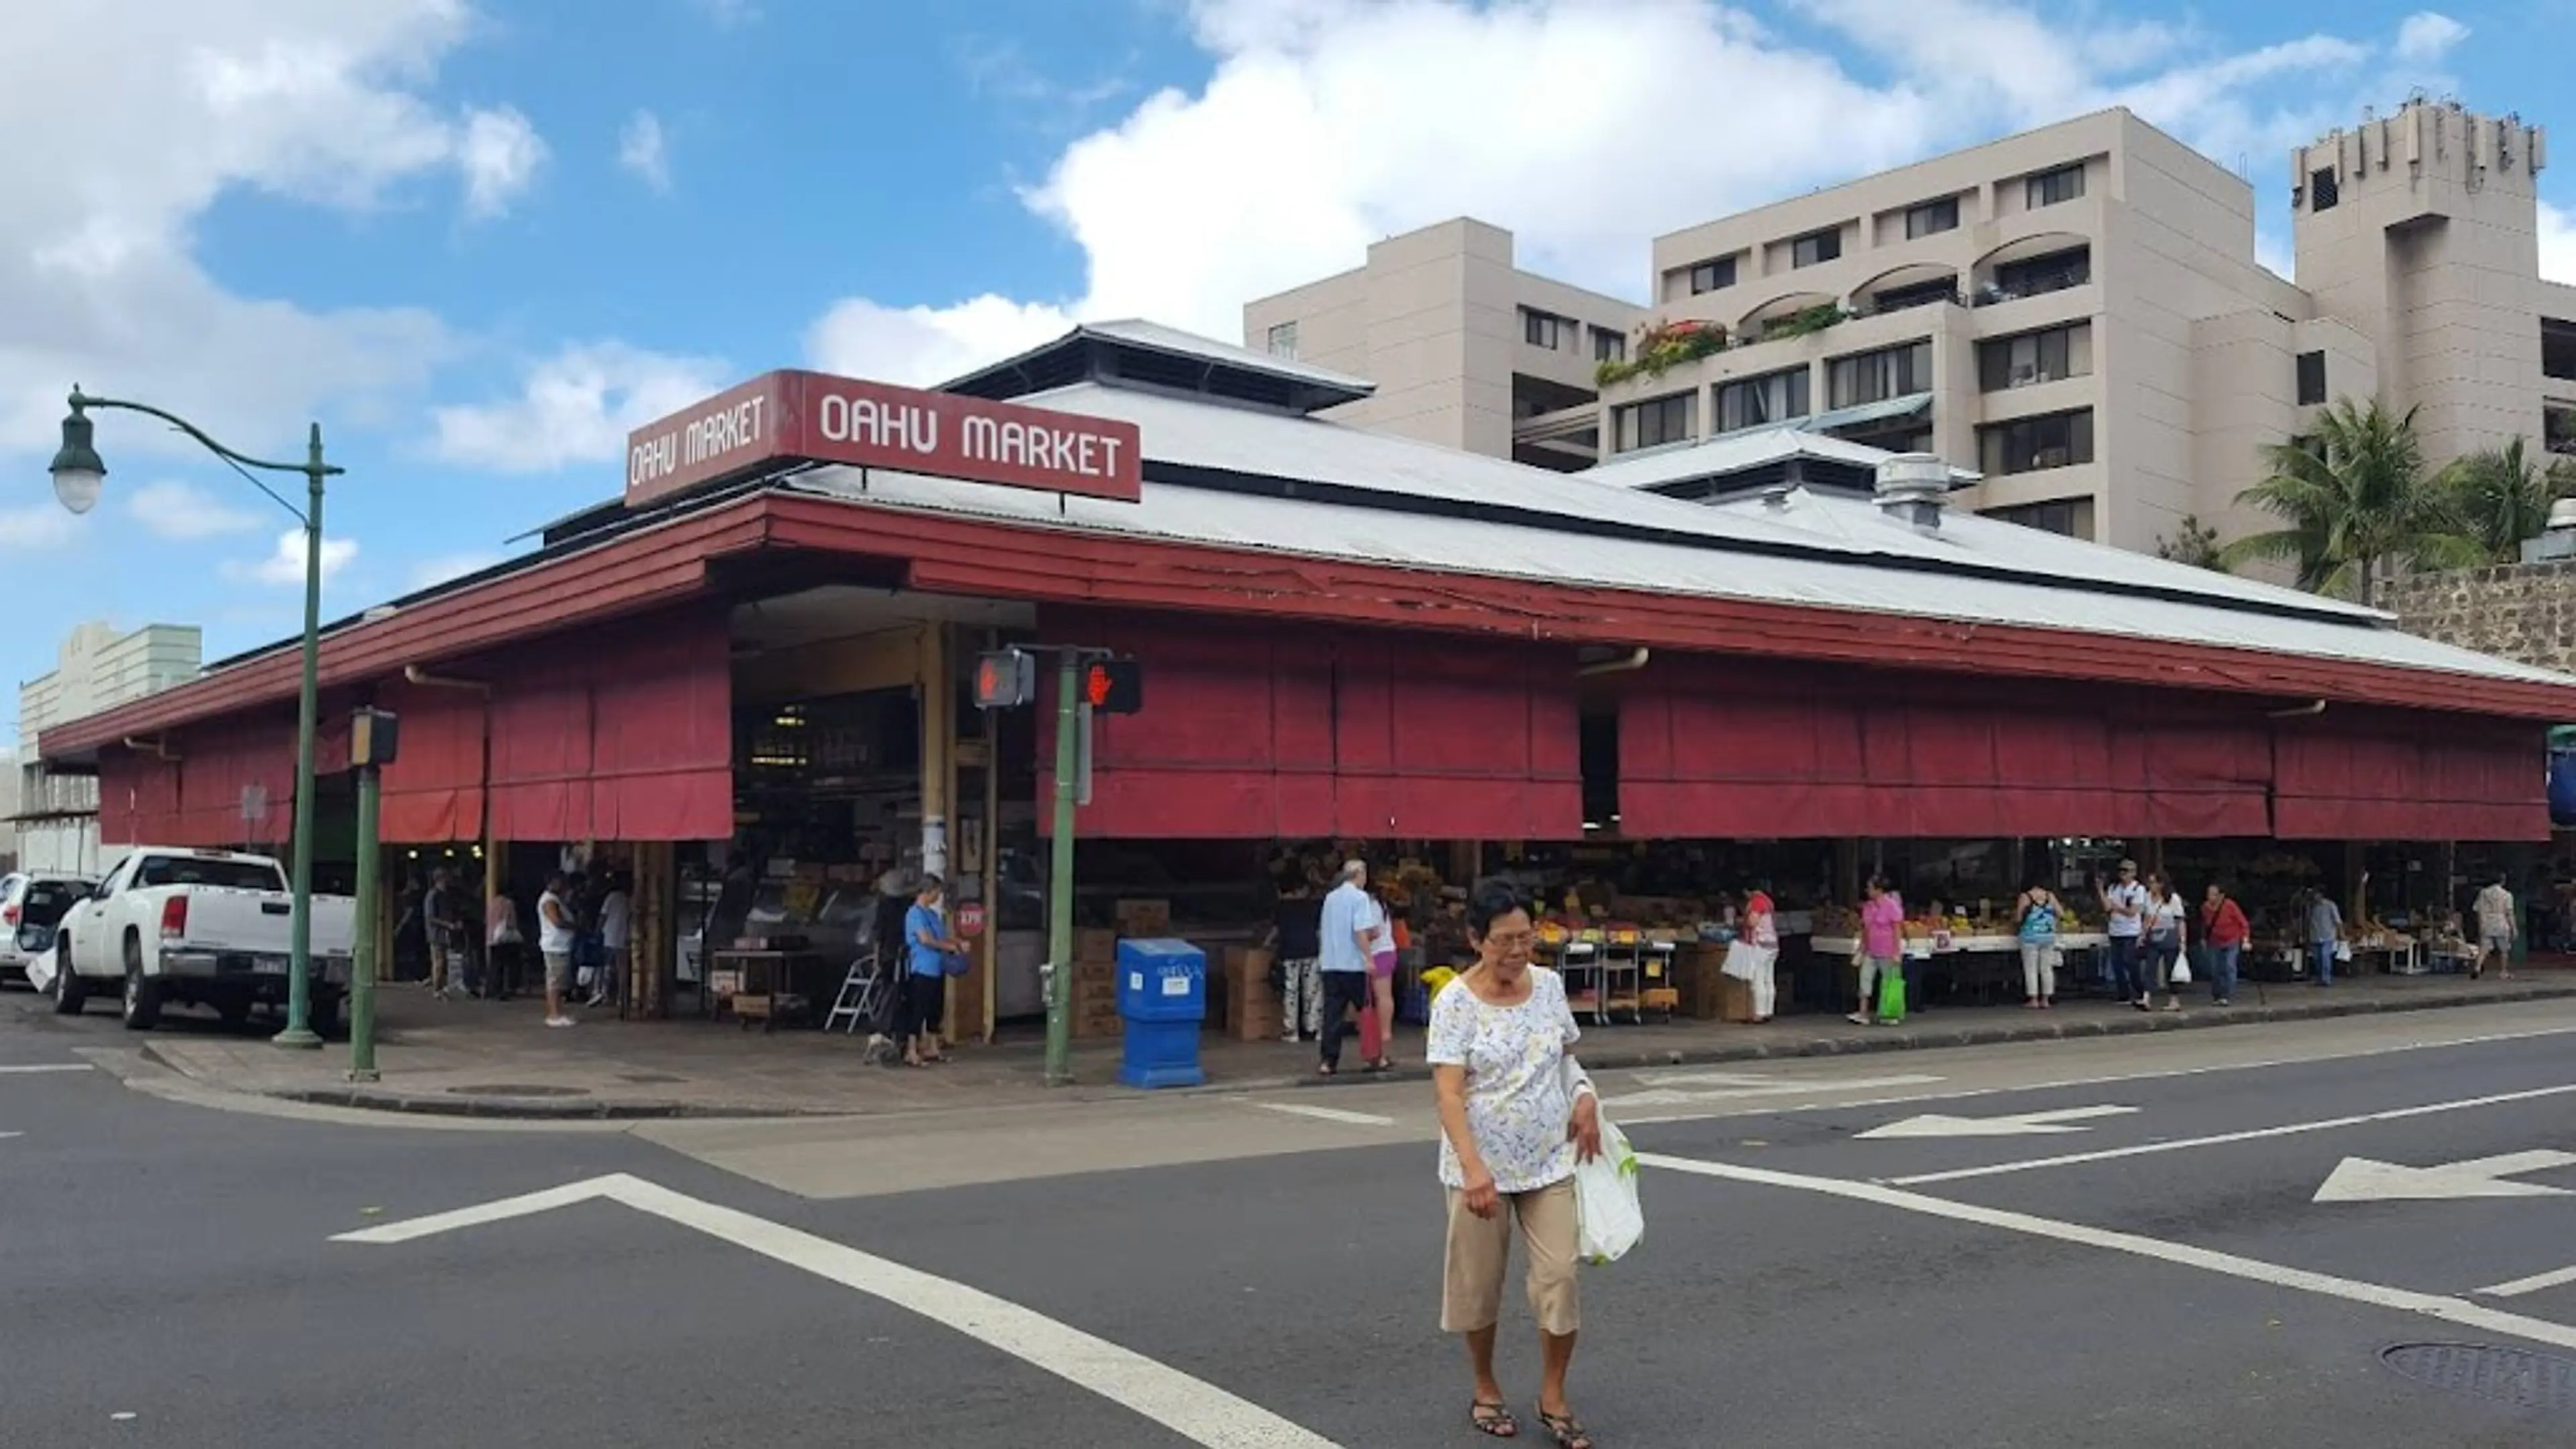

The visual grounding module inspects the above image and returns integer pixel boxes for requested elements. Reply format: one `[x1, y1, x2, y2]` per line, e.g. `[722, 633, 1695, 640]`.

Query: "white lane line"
[1603, 1073, 1945, 1110]
[1642, 1151, 2576, 1354]
[1886, 1081, 2576, 1187]
[0, 1132, 20, 1141]
[1244, 1102, 1399, 1128]
[2480, 1264, 2576, 1299]
[0, 1063, 92, 1075]
[339, 1174, 1340, 1448]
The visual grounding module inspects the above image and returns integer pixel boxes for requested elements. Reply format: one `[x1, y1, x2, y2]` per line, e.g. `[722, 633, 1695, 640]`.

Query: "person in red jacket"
[2200, 882, 2251, 1007]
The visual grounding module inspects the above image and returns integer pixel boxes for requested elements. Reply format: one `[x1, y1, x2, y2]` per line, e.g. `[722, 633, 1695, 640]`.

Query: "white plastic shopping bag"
[1720, 938, 1760, 981]
[1570, 1118, 1644, 1265]
[2168, 955, 2192, 985]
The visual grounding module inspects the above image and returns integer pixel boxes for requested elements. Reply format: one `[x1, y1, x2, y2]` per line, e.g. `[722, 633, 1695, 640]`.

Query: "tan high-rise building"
[1241, 218, 1644, 472]
[1244, 101, 2576, 555]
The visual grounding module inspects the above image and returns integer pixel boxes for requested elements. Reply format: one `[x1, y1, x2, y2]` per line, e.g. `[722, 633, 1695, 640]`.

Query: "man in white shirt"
[1315, 861, 1376, 1075]
[590, 875, 633, 1008]
[2100, 859, 2150, 1011]
[2473, 875, 2517, 981]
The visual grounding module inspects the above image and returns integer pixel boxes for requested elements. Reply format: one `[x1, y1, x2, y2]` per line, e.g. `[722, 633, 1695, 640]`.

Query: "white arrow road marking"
[1858, 1105, 2137, 1139]
[1890, 1081, 2576, 1186]
[0, 1063, 92, 1075]
[1243, 1102, 1398, 1128]
[337, 1173, 1342, 1449]
[2479, 1263, 2576, 1299]
[2313, 1150, 2576, 1204]
[1642, 1150, 2576, 1356]
[0, 1132, 21, 1141]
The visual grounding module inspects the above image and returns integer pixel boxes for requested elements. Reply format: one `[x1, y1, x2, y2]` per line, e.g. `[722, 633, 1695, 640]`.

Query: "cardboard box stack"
[1224, 946, 1280, 1041]
[1115, 899, 1173, 936]
[1676, 943, 1729, 1020]
[1071, 928, 1121, 1040]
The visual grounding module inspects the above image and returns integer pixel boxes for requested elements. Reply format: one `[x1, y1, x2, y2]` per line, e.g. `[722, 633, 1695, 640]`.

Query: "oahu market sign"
[624, 369, 1144, 508]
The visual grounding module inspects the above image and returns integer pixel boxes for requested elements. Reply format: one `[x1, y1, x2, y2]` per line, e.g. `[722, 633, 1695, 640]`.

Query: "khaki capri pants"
[1440, 1177, 1580, 1337]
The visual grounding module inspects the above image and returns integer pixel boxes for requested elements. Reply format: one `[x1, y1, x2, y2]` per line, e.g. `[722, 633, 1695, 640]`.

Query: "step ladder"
[825, 951, 892, 1035]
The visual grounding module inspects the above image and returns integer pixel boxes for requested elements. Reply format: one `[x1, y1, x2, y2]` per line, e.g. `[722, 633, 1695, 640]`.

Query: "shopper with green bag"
[1848, 875, 1905, 1027]
[1875, 959, 1907, 1024]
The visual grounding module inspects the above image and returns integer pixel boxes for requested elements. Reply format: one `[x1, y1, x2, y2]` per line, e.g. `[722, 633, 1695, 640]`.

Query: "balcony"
[1851, 263, 1965, 319]
[1972, 239, 2092, 307]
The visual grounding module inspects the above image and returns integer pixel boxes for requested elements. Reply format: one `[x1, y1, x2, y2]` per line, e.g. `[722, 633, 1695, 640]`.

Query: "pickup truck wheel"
[51, 938, 85, 1016]
[121, 941, 162, 1031]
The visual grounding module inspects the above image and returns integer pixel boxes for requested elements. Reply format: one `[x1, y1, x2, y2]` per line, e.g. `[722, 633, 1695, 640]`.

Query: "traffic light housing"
[974, 648, 1037, 709]
[1083, 657, 1142, 714]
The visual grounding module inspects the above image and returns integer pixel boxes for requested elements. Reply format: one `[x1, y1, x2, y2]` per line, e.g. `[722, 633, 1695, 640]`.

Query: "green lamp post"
[50, 386, 344, 1050]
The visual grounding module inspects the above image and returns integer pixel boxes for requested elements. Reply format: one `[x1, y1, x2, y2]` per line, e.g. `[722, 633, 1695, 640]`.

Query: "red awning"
[1038, 610, 1583, 840]
[98, 750, 180, 849]
[377, 681, 488, 844]
[1619, 663, 2275, 840]
[486, 606, 734, 843]
[2273, 714, 2546, 841]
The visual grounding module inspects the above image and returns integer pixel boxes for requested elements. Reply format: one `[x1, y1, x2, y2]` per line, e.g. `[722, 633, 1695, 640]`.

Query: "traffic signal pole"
[1044, 650, 1081, 1087]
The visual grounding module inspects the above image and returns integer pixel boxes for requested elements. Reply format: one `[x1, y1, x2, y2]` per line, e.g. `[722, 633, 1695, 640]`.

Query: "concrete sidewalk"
[78, 967, 2576, 1119]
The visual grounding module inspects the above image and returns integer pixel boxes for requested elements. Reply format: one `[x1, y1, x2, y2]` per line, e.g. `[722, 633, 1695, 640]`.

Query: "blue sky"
[1, 0, 2571, 733]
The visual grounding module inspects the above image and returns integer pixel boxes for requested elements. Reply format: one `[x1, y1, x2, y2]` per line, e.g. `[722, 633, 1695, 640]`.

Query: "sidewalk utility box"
[1116, 938, 1208, 1089]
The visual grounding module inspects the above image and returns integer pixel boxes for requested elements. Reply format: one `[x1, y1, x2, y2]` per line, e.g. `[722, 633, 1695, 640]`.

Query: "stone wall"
[2384, 560, 2576, 676]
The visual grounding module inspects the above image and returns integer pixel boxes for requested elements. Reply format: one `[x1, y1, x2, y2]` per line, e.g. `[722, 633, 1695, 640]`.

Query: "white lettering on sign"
[818, 393, 939, 455]
[629, 394, 768, 491]
[960, 416, 1125, 480]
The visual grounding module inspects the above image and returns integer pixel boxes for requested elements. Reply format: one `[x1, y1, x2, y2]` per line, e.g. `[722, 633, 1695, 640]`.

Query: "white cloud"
[0, 2, 542, 469]
[407, 550, 503, 590]
[0, 501, 81, 551]
[430, 341, 731, 473]
[2394, 11, 2469, 63]
[2543, 202, 2576, 287]
[807, 297, 1073, 386]
[802, 0, 2432, 385]
[618, 110, 670, 193]
[2255, 230, 2295, 282]
[126, 479, 264, 540]
[222, 527, 357, 586]
[458, 106, 546, 219]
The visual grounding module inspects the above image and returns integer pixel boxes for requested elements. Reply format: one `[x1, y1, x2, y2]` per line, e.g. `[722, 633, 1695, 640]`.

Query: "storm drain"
[615, 1072, 687, 1085]
[445, 1083, 592, 1099]
[2382, 1342, 2576, 1412]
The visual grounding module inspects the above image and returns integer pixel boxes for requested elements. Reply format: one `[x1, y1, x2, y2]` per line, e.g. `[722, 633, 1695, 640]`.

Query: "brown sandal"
[1470, 1400, 1518, 1438]
[1535, 1407, 1591, 1448]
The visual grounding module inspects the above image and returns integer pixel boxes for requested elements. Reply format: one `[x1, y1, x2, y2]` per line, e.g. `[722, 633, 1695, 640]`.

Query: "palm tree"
[2218, 398, 2484, 606]
[2443, 436, 2575, 563]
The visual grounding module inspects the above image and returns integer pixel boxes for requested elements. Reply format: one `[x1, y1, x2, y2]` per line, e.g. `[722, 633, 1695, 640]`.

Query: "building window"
[1827, 339, 1933, 409]
[1986, 246, 2091, 303]
[2546, 405, 2576, 458]
[1688, 256, 1737, 294]
[1593, 327, 1627, 364]
[1978, 409, 2096, 476]
[2295, 350, 2328, 406]
[1612, 392, 1695, 452]
[1523, 309, 1568, 350]
[1871, 278, 1960, 315]
[1715, 367, 1811, 433]
[1984, 498, 2092, 539]
[2025, 164, 2085, 209]
[2309, 167, 2340, 212]
[1791, 228, 1843, 268]
[2542, 319, 2576, 382]
[1977, 323, 2092, 391]
[1265, 321, 1298, 359]
[1904, 197, 1960, 239]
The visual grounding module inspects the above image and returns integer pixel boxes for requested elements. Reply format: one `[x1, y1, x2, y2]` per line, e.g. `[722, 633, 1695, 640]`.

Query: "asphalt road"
[13, 991, 2576, 1446]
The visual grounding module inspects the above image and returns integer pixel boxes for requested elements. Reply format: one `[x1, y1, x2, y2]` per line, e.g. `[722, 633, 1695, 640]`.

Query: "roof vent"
[2551, 498, 2576, 533]
[1874, 452, 1949, 530]
[2520, 499, 2576, 562]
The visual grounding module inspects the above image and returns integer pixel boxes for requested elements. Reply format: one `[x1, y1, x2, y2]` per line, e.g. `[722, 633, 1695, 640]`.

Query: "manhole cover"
[2383, 1342, 2576, 1411]
[616, 1072, 687, 1085]
[445, 1084, 592, 1099]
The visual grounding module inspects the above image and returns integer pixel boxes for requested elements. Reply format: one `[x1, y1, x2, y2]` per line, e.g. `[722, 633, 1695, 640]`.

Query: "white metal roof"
[1582, 419, 1976, 493]
[941, 318, 1379, 400]
[771, 380, 2567, 691]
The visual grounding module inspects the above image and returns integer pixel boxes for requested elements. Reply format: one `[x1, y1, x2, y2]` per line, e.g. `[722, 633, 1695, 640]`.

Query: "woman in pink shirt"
[1849, 875, 1904, 1026]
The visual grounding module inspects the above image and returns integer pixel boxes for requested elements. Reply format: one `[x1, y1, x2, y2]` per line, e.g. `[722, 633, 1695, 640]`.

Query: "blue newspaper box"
[1116, 938, 1207, 1089]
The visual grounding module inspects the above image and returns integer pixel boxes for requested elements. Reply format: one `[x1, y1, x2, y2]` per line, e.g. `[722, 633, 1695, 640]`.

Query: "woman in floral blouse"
[1430, 879, 1603, 1447]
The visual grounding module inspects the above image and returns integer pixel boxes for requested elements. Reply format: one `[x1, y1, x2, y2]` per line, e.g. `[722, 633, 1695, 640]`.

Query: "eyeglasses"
[1483, 930, 1538, 950]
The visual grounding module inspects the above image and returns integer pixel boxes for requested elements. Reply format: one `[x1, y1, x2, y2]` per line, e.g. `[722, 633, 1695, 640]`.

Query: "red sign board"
[957, 902, 986, 937]
[624, 369, 1144, 508]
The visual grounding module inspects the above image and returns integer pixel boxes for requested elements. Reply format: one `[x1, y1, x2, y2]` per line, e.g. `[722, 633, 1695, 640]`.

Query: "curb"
[142, 980, 2576, 1120]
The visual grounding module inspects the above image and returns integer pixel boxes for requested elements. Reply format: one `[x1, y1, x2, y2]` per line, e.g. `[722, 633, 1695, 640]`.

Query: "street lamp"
[50, 386, 344, 1050]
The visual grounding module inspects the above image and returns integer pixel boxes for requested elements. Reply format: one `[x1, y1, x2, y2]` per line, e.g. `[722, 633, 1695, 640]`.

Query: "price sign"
[957, 902, 987, 936]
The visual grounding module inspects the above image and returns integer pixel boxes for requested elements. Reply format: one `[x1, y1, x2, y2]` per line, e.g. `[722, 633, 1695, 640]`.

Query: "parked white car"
[33, 847, 356, 1034]
[1, 871, 95, 986]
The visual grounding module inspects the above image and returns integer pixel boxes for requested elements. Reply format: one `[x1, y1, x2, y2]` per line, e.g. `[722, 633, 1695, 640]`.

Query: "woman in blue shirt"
[2017, 881, 2061, 1010]
[897, 875, 964, 1066]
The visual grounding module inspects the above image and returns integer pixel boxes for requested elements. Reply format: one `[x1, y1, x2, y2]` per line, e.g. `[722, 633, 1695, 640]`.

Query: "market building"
[35, 321, 2576, 1046]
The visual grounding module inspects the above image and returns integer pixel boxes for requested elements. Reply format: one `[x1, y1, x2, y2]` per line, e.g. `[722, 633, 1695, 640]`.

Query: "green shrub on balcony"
[1766, 303, 1851, 339]
[1597, 318, 1727, 387]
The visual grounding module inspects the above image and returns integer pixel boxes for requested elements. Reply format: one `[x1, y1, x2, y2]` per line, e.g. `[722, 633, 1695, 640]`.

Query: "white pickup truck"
[34, 847, 356, 1034]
